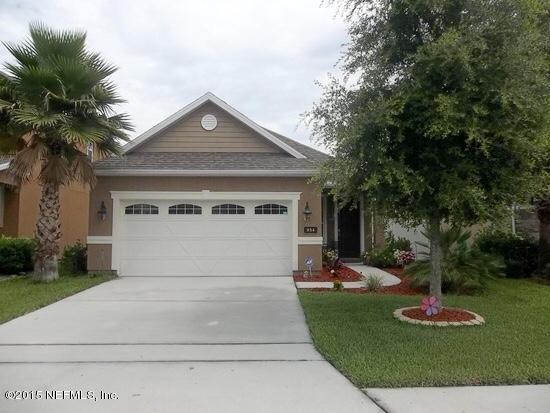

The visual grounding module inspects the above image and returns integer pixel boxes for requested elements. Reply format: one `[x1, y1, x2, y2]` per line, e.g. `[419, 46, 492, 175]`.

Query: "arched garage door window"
[254, 203, 288, 215]
[125, 204, 159, 215]
[169, 204, 202, 215]
[212, 204, 245, 215]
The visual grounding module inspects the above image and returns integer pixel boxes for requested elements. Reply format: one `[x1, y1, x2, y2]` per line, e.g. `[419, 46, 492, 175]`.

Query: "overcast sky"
[0, 0, 348, 151]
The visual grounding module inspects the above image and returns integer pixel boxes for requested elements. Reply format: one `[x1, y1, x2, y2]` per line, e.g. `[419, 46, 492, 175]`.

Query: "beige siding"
[135, 102, 284, 153]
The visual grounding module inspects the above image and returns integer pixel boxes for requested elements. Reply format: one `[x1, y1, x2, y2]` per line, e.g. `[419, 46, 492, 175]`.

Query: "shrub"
[333, 279, 344, 291]
[322, 248, 337, 265]
[385, 232, 411, 251]
[366, 274, 383, 292]
[0, 237, 35, 274]
[59, 242, 87, 276]
[364, 247, 397, 267]
[406, 227, 504, 294]
[475, 230, 538, 278]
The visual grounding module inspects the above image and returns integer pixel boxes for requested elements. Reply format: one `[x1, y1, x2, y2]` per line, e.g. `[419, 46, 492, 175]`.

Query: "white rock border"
[393, 306, 485, 327]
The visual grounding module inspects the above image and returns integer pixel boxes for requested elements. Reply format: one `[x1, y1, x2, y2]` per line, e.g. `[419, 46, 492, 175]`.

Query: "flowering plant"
[394, 249, 416, 266]
[420, 296, 440, 316]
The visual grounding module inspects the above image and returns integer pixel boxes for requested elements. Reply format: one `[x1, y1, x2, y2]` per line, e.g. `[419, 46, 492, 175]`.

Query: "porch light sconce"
[97, 201, 107, 221]
[303, 202, 312, 222]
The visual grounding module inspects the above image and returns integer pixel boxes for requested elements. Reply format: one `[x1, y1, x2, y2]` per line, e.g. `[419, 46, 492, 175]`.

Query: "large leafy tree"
[308, 0, 550, 303]
[0, 24, 132, 282]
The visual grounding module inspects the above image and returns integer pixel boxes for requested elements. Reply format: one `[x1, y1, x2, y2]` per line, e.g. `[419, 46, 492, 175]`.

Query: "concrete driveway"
[0, 276, 382, 413]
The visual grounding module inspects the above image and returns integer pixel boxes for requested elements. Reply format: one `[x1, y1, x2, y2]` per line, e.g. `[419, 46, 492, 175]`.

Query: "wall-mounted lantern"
[303, 201, 312, 222]
[97, 201, 107, 221]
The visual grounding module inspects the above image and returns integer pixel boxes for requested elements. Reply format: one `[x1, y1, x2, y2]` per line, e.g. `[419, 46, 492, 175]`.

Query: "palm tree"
[0, 23, 132, 282]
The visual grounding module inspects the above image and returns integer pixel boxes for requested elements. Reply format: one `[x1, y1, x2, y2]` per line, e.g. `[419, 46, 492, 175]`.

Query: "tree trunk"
[536, 198, 550, 278]
[33, 182, 61, 282]
[428, 216, 443, 306]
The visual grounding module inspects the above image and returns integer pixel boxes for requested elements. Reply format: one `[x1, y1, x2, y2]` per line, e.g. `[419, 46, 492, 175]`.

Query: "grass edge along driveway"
[0, 274, 115, 324]
[299, 278, 550, 388]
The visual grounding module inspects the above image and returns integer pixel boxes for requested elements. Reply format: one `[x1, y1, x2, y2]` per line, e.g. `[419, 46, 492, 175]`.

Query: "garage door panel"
[118, 199, 292, 277]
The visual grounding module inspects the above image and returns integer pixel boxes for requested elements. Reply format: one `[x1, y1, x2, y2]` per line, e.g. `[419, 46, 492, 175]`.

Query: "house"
[0, 154, 91, 249]
[86, 92, 386, 276]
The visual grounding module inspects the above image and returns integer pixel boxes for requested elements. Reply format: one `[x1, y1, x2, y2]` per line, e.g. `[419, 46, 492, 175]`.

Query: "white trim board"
[95, 169, 315, 177]
[122, 92, 305, 159]
[110, 190, 302, 201]
[87, 236, 112, 245]
[297, 237, 323, 245]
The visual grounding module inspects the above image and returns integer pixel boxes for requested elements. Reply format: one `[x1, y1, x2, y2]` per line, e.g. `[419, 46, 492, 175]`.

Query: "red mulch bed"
[304, 287, 369, 294]
[402, 307, 475, 322]
[376, 267, 423, 296]
[297, 265, 424, 295]
[293, 265, 363, 282]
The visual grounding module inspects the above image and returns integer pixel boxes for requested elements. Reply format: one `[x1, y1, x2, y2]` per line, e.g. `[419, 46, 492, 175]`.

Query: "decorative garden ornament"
[305, 256, 313, 277]
[420, 296, 440, 316]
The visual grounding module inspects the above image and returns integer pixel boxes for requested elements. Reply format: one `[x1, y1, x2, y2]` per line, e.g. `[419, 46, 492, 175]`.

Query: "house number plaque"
[304, 226, 318, 234]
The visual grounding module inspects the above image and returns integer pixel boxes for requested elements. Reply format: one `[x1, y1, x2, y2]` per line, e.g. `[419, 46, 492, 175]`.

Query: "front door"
[337, 205, 361, 258]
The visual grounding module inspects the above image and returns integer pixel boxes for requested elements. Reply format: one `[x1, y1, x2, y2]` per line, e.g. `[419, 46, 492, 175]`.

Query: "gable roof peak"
[123, 92, 306, 158]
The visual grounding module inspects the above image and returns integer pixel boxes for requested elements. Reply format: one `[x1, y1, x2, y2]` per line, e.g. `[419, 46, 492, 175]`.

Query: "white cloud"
[0, 0, 348, 151]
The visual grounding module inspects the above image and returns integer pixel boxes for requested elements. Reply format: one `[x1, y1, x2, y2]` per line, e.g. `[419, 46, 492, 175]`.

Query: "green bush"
[0, 237, 35, 274]
[364, 246, 397, 267]
[475, 230, 538, 278]
[59, 242, 87, 276]
[406, 227, 504, 294]
[385, 233, 411, 251]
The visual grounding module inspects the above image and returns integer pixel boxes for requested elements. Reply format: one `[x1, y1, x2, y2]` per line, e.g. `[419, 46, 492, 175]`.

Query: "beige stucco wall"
[135, 102, 284, 154]
[88, 176, 322, 272]
[12, 180, 89, 250]
[87, 244, 112, 272]
[298, 244, 323, 273]
[0, 185, 20, 237]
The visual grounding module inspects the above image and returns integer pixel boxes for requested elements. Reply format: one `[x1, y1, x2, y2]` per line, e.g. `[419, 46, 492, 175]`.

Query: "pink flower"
[420, 296, 440, 316]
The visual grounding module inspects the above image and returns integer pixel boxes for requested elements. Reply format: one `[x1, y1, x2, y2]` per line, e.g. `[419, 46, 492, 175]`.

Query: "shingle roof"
[94, 132, 329, 173]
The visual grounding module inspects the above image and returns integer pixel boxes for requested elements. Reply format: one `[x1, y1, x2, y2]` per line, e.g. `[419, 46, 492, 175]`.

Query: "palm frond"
[29, 22, 87, 63]
[11, 107, 67, 127]
[69, 152, 96, 186]
[38, 154, 70, 185]
[8, 138, 47, 181]
[59, 118, 107, 144]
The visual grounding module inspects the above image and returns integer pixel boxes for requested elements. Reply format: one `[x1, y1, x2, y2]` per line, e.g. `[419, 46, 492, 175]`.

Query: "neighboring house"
[87, 92, 385, 276]
[0, 154, 91, 250]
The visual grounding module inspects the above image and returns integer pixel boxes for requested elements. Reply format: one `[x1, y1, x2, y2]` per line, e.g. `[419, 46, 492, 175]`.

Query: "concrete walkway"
[346, 264, 401, 286]
[0, 276, 382, 413]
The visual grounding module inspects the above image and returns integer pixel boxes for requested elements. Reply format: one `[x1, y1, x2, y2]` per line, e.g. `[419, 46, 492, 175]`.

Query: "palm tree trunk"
[428, 216, 443, 306]
[537, 198, 550, 278]
[33, 182, 61, 282]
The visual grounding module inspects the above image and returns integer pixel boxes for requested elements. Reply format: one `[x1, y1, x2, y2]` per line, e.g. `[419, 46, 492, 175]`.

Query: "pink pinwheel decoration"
[420, 296, 440, 316]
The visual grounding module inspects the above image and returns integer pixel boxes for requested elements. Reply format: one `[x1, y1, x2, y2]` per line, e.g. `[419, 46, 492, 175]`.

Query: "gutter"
[94, 169, 316, 177]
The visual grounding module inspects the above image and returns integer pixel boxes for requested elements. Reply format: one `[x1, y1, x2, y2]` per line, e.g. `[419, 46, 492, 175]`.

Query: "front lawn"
[0, 274, 115, 324]
[299, 278, 550, 387]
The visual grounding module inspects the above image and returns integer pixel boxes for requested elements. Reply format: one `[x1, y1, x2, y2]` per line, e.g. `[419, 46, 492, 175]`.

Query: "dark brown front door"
[338, 206, 361, 258]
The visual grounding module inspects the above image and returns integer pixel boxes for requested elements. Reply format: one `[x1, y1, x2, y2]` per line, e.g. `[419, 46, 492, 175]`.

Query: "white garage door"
[117, 199, 292, 276]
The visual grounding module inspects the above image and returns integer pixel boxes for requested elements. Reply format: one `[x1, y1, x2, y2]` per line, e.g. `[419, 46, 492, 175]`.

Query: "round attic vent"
[201, 114, 218, 131]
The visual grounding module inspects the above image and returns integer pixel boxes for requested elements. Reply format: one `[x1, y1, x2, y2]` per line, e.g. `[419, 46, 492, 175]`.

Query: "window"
[169, 203, 202, 215]
[125, 204, 159, 215]
[212, 204, 245, 215]
[86, 143, 94, 161]
[254, 203, 288, 215]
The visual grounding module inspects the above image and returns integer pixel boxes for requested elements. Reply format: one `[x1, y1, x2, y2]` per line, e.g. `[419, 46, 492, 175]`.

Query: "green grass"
[0, 274, 115, 324]
[299, 278, 550, 388]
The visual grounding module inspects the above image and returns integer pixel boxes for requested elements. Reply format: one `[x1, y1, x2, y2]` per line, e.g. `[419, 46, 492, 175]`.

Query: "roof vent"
[201, 114, 218, 131]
